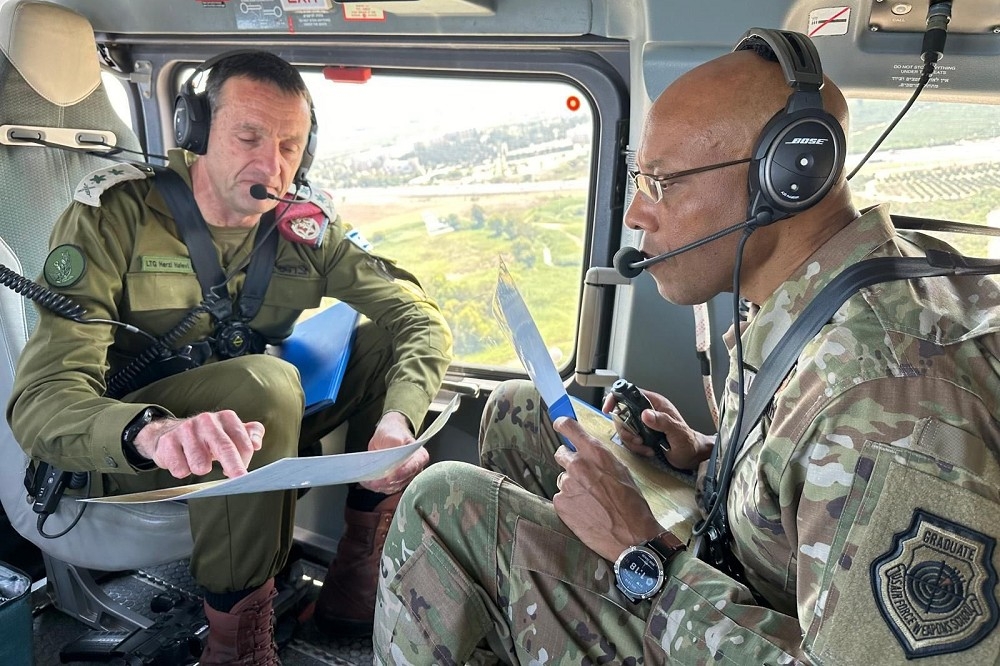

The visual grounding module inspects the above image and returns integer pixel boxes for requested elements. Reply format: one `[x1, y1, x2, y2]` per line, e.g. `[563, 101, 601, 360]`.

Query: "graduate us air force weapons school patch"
[872, 509, 998, 659]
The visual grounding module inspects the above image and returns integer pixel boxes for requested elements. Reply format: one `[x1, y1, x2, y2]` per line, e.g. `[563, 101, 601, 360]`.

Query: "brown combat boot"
[313, 492, 401, 637]
[201, 578, 280, 665]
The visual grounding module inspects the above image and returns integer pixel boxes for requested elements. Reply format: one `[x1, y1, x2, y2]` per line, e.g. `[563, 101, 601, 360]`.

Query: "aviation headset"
[173, 50, 318, 186]
[733, 28, 846, 226]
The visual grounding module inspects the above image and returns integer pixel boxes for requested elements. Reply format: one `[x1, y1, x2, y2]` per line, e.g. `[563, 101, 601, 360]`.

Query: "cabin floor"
[28, 555, 374, 665]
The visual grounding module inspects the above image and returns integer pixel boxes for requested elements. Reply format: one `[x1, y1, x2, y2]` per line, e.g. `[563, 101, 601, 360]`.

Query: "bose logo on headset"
[733, 28, 846, 226]
[173, 50, 318, 187]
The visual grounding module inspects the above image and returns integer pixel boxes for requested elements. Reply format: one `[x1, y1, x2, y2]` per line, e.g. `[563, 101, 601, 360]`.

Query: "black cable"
[692, 227, 754, 538]
[11, 135, 168, 164]
[846, 2, 951, 181]
[0, 265, 85, 319]
[0, 264, 157, 343]
[37, 473, 91, 539]
[845, 71, 931, 181]
[103, 297, 217, 399]
[86, 140, 169, 163]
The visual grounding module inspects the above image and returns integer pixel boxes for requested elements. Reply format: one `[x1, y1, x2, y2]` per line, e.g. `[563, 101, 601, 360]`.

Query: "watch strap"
[121, 407, 162, 471]
[645, 530, 686, 565]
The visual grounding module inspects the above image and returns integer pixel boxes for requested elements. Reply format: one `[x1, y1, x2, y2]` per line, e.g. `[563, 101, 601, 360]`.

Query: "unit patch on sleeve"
[275, 199, 329, 249]
[43, 244, 86, 288]
[872, 509, 998, 659]
[73, 162, 150, 207]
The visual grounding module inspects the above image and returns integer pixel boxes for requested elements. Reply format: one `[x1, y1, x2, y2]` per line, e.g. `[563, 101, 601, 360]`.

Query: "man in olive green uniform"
[8, 51, 452, 664]
[373, 32, 1000, 665]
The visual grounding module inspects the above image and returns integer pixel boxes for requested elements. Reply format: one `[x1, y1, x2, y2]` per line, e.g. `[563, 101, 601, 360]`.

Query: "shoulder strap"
[706, 250, 1000, 523]
[153, 167, 277, 322]
[154, 168, 226, 303]
[237, 222, 278, 321]
[735, 251, 1000, 458]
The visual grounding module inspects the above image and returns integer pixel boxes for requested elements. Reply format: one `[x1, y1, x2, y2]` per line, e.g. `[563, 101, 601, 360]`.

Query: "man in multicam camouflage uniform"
[372, 32, 1000, 666]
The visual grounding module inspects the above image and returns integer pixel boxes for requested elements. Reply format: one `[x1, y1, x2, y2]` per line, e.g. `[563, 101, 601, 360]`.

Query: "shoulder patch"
[74, 162, 149, 207]
[274, 187, 339, 250]
[345, 228, 373, 252]
[872, 509, 999, 659]
[44, 244, 87, 288]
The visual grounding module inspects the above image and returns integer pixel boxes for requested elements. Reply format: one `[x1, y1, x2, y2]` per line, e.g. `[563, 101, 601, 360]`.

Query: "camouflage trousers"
[373, 380, 651, 665]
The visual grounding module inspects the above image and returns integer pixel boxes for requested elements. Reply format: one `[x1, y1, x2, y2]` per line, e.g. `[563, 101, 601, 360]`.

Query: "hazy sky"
[101, 68, 594, 158]
[303, 72, 594, 157]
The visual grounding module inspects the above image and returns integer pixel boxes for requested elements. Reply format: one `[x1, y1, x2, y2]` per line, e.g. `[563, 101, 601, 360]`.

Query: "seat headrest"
[0, 0, 101, 106]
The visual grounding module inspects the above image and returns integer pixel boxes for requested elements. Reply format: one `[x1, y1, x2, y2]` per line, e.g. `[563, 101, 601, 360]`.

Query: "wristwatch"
[121, 407, 161, 471]
[614, 530, 686, 603]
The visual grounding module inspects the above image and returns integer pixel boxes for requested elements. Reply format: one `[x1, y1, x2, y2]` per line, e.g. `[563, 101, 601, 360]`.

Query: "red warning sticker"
[808, 7, 850, 37]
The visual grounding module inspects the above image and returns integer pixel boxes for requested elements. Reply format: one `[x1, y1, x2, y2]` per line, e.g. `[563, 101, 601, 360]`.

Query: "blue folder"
[276, 301, 360, 416]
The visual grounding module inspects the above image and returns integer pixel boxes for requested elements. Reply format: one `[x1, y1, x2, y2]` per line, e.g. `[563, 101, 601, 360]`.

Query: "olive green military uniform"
[373, 205, 1000, 665]
[7, 150, 452, 593]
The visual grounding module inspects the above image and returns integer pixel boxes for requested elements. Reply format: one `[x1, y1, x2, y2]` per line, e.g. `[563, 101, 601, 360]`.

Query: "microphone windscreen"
[249, 184, 269, 201]
[613, 246, 645, 279]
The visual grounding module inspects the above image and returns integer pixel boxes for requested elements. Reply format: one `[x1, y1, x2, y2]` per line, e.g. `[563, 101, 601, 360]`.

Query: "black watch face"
[615, 547, 663, 600]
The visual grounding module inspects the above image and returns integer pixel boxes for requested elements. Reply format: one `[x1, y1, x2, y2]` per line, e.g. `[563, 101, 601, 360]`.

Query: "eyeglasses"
[628, 157, 752, 204]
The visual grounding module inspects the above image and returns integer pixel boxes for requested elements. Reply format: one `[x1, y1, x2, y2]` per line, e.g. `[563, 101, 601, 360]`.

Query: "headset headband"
[735, 28, 824, 92]
[732, 28, 845, 225]
[173, 50, 317, 186]
[179, 49, 264, 99]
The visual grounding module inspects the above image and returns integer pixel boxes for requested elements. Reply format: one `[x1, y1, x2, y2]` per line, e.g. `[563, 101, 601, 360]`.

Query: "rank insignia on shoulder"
[872, 509, 998, 659]
[74, 162, 149, 207]
[308, 187, 337, 220]
[43, 244, 86, 288]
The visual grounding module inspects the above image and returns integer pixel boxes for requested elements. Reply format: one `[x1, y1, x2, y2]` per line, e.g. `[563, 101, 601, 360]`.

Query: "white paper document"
[84, 394, 460, 504]
[492, 259, 576, 423]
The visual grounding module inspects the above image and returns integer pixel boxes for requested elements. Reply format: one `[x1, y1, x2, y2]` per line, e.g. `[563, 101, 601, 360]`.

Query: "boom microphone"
[249, 183, 310, 204]
[614, 216, 764, 279]
[613, 247, 648, 279]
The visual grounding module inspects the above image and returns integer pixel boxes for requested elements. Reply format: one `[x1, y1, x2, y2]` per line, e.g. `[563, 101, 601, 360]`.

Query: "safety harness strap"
[701, 249, 1000, 582]
[154, 167, 277, 323]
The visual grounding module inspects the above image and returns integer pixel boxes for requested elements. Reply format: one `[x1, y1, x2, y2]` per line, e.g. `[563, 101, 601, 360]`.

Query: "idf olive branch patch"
[871, 509, 998, 659]
[43, 245, 86, 288]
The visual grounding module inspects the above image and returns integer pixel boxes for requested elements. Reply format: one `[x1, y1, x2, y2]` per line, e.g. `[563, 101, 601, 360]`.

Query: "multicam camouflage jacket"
[667, 204, 1000, 664]
[374, 205, 999, 665]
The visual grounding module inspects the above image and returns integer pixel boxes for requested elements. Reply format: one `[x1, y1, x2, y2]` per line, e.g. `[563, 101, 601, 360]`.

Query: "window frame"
[150, 41, 630, 384]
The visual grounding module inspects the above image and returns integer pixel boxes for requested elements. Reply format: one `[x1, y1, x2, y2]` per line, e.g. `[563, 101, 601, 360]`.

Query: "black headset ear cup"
[173, 87, 211, 154]
[172, 50, 318, 183]
[736, 28, 846, 226]
[748, 107, 845, 223]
